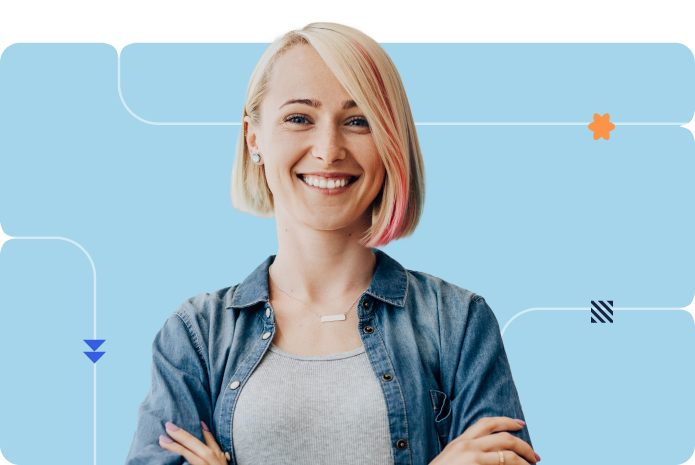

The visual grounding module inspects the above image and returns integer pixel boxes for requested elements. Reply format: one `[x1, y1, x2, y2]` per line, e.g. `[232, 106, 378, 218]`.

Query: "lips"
[296, 173, 359, 195]
[296, 174, 358, 187]
[297, 172, 359, 179]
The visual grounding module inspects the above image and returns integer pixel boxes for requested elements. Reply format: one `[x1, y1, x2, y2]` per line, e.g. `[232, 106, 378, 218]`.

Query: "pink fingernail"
[160, 435, 174, 444]
[201, 421, 210, 432]
[535, 452, 541, 462]
[515, 419, 526, 425]
[166, 422, 180, 431]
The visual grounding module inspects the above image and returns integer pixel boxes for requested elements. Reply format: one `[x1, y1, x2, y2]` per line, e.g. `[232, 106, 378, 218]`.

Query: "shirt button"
[266, 308, 271, 318]
[262, 331, 272, 340]
[230, 381, 240, 390]
[381, 373, 393, 381]
[362, 300, 370, 309]
[363, 325, 374, 334]
[225, 451, 231, 461]
[396, 439, 408, 450]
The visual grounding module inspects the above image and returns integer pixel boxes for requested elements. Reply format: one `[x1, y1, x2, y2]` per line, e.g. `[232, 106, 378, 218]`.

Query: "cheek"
[357, 140, 382, 172]
[263, 158, 301, 198]
[371, 154, 386, 185]
[259, 163, 282, 198]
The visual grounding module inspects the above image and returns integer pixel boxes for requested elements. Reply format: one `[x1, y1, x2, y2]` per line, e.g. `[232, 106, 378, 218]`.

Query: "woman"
[125, 22, 540, 465]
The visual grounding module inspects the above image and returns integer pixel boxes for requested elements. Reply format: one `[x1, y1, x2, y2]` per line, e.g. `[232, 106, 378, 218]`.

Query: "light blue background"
[0, 43, 694, 465]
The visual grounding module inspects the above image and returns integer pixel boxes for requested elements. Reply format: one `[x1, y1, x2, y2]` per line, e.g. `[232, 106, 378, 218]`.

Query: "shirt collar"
[226, 248, 408, 310]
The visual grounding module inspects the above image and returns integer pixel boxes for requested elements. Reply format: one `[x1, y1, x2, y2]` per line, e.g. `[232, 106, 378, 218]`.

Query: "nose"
[311, 122, 347, 164]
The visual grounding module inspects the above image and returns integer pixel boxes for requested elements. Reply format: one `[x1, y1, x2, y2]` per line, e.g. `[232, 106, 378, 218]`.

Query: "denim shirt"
[125, 248, 533, 465]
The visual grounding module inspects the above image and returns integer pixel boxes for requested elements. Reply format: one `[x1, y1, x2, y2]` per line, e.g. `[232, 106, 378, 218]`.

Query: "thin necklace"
[268, 267, 367, 323]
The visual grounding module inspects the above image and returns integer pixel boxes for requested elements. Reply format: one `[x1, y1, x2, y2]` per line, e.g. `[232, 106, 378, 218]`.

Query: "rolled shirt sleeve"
[125, 307, 213, 465]
[447, 295, 534, 449]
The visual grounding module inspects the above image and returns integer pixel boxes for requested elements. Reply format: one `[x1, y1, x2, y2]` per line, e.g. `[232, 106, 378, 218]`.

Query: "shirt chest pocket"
[429, 389, 453, 453]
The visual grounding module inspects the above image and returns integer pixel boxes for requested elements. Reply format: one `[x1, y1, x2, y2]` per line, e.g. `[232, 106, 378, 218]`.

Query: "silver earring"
[251, 153, 261, 163]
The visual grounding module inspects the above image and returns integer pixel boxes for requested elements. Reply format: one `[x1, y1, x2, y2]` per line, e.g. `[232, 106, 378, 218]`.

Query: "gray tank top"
[232, 341, 394, 465]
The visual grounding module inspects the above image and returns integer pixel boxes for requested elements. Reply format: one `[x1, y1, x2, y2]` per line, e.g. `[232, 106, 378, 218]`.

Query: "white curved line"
[501, 304, 689, 338]
[115, 52, 693, 129]
[117, 51, 240, 126]
[2, 234, 99, 465]
[11, 236, 97, 337]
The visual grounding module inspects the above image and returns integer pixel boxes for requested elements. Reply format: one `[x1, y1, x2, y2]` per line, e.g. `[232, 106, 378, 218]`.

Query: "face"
[244, 44, 386, 232]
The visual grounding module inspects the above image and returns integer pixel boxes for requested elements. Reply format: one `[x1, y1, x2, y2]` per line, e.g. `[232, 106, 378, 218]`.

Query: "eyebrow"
[278, 98, 357, 111]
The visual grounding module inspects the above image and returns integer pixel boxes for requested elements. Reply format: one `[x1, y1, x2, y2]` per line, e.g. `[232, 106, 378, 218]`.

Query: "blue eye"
[348, 117, 369, 127]
[285, 114, 309, 125]
[283, 114, 370, 128]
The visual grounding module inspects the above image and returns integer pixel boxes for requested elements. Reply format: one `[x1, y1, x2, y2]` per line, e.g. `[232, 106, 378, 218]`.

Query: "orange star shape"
[588, 113, 615, 140]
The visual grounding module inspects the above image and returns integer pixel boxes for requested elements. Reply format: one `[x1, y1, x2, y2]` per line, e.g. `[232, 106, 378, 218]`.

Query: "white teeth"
[301, 175, 351, 189]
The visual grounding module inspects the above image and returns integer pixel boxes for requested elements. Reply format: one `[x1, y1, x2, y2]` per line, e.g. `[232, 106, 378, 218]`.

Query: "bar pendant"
[321, 314, 346, 322]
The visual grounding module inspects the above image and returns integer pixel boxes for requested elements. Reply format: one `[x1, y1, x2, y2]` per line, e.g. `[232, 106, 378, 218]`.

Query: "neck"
[269, 205, 377, 306]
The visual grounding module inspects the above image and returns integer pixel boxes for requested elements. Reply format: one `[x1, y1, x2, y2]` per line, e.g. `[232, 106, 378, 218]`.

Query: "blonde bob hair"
[231, 22, 425, 248]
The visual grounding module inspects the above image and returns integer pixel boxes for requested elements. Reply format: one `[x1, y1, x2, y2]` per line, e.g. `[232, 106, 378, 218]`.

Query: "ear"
[244, 116, 264, 165]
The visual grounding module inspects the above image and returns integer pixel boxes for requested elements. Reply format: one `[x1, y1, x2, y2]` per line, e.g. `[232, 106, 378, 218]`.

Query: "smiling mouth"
[296, 174, 359, 189]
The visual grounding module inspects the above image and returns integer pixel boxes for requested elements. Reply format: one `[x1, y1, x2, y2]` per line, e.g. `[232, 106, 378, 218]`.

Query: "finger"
[455, 416, 526, 442]
[165, 422, 215, 463]
[487, 449, 531, 465]
[476, 432, 538, 464]
[200, 421, 223, 454]
[159, 434, 207, 465]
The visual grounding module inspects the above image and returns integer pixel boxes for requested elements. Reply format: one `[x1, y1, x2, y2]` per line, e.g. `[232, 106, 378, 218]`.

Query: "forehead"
[266, 44, 350, 106]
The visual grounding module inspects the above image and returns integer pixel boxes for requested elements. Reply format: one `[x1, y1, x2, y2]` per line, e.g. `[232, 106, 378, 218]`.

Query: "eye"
[284, 114, 310, 125]
[347, 117, 369, 127]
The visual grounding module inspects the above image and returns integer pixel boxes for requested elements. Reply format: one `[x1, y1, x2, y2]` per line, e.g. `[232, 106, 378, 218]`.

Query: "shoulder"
[165, 284, 240, 349]
[402, 269, 498, 335]
[156, 284, 240, 376]
[174, 284, 239, 324]
[404, 268, 481, 312]
[403, 271, 503, 357]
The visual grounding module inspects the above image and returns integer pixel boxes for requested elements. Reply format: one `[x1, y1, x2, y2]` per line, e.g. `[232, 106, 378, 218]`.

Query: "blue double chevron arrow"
[84, 339, 105, 363]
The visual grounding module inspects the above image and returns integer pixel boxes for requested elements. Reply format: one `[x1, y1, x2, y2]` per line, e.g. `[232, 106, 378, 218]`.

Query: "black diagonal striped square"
[591, 300, 614, 323]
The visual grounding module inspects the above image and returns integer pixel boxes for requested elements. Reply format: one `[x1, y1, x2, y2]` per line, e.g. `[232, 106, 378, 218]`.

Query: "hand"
[159, 420, 228, 465]
[429, 417, 540, 465]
